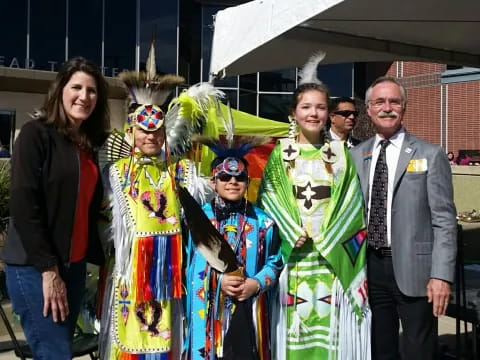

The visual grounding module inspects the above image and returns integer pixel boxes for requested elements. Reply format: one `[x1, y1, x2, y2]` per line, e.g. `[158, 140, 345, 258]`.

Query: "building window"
[238, 89, 256, 114]
[0, 1, 27, 69]
[69, 0, 102, 67]
[0, 110, 15, 158]
[104, 0, 136, 74]
[259, 69, 296, 92]
[140, 0, 178, 75]
[258, 94, 291, 123]
[317, 63, 354, 97]
[30, 0, 66, 71]
[221, 89, 238, 109]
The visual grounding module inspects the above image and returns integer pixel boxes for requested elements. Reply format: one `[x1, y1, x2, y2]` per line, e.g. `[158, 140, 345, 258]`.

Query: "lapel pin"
[405, 147, 412, 154]
[363, 152, 372, 161]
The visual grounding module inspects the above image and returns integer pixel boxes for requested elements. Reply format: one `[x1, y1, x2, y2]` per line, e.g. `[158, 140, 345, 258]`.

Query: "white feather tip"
[299, 51, 326, 85]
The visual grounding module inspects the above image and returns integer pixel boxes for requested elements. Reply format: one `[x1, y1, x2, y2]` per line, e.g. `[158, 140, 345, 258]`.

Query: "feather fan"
[178, 186, 238, 273]
[98, 130, 132, 167]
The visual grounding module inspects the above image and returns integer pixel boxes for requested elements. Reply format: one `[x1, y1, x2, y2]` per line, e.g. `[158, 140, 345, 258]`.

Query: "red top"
[70, 150, 98, 262]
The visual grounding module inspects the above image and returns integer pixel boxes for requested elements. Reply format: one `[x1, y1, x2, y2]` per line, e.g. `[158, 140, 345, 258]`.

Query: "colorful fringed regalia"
[99, 42, 222, 360]
[183, 137, 284, 360]
[257, 138, 371, 360]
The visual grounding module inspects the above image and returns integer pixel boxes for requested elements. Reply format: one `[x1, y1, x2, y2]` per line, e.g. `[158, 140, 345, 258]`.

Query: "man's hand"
[42, 266, 69, 322]
[237, 278, 260, 302]
[426, 278, 451, 317]
[221, 274, 244, 297]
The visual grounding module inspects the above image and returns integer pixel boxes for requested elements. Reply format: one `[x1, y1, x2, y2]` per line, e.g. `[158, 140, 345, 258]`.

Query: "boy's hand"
[237, 278, 260, 302]
[221, 274, 244, 297]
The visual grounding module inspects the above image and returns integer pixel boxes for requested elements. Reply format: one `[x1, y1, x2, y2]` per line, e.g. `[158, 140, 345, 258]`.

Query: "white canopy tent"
[209, 0, 480, 79]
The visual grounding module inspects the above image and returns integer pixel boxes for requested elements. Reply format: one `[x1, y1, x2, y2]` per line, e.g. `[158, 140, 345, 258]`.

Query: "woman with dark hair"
[257, 54, 370, 359]
[3, 57, 110, 359]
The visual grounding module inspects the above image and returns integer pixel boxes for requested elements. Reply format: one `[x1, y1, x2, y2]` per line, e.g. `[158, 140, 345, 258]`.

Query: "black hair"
[329, 96, 355, 112]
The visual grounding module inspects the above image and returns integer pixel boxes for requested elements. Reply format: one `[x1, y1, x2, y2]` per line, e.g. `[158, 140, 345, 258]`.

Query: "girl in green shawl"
[257, 67, 371, 360]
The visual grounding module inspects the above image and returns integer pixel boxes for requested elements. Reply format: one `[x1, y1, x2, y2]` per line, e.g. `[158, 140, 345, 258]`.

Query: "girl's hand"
[295, 235, 309, 248]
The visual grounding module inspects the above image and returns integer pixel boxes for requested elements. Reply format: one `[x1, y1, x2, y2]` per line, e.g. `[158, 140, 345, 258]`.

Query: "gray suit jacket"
[350, 131, 457, 297]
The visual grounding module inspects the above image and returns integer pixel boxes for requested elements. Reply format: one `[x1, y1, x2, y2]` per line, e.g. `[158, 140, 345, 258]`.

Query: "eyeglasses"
[368, 98, 403, 108]
[333, 110, 358, 117]
[216, 172, 248, 183]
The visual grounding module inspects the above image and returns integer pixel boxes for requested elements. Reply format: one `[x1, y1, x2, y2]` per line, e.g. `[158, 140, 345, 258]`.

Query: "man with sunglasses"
[327, 97, 361, 148]
[184, 146, 283, 360]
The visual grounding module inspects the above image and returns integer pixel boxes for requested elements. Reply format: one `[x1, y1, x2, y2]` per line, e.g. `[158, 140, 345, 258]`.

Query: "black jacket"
[3, 120, 105, 272]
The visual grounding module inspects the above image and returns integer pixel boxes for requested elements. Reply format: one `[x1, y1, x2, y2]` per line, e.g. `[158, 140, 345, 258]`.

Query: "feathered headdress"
[119, 38, 184, 131]
[103, 38, 225, 163]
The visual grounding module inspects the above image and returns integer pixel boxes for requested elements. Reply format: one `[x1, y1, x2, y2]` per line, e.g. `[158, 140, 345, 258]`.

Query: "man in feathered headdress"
[183, 137, 283, 360]
[99, 42, 221, 359]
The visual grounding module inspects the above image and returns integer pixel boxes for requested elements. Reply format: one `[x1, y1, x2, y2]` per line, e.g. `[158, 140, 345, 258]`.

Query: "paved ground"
[0, 315, 474, 359]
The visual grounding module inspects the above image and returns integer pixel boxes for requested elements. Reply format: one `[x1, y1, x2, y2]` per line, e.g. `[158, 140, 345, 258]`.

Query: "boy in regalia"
[184, 139, 284, 360]
[99, 47, 220, 359]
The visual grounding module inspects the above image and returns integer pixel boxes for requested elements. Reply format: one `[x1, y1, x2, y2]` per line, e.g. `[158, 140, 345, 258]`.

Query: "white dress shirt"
[329, 128, 355, 148]
[367, 128, 405, 246]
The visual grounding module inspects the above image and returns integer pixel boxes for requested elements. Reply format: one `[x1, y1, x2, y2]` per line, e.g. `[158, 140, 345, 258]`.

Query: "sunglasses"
[333, 110, 358, 117]
[216, 172, 249, 182]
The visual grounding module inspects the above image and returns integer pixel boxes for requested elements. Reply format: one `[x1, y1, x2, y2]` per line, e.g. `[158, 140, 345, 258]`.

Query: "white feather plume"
[186, 83, 225, 113]
[165, 82, 225, 156]
[298, 51, 326, 85]
[145, 39, 156, 81]
[223, 102, 235, 148]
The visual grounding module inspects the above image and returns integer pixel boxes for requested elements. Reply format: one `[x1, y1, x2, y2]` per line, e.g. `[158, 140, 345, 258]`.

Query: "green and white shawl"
[258, 139, 371, 360]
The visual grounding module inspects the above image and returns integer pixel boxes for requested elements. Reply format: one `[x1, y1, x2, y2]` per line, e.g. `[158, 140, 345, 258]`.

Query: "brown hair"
[36, 57, 110, 153]
[290, 82, 330, 115]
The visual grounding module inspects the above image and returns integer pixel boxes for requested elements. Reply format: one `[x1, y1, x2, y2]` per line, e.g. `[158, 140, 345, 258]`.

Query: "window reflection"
[30, 0, 66, 71]
[104, 0, 136, 74]
[239, 90, 256, 115]
[69, 0, 102, 67]
[214, 76, 238, 88]
[140, 0, 177, 75]
[259, 94, 290, 122]
[259, 69, 296, 92]
[317, 63, 353, 97]
[0, 1, 27, 68]
[239, 73, 257, 91]
[220, 89, 238, 109]
[0, 110, 15, 156]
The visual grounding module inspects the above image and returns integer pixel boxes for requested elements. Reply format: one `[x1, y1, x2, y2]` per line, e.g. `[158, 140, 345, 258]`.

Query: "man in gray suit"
[350, 76, 457, 359]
